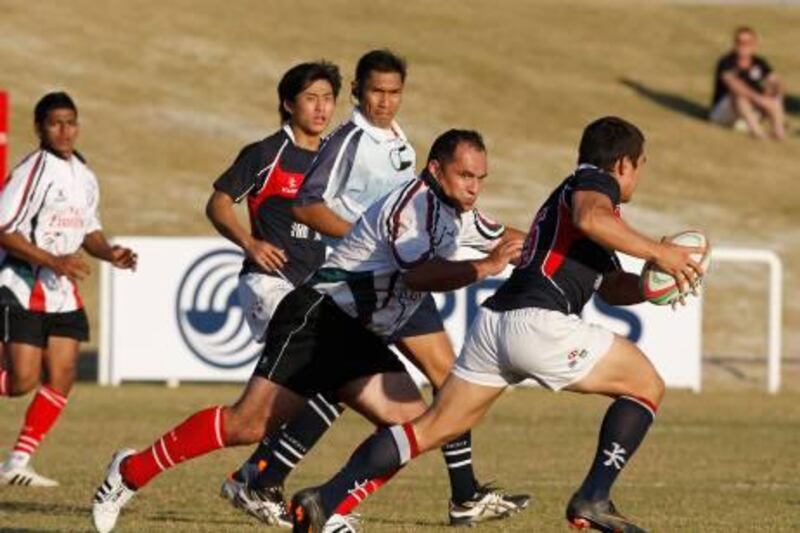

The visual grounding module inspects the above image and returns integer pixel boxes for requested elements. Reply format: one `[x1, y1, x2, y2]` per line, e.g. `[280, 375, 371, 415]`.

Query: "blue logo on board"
[175, 249, 260, 369]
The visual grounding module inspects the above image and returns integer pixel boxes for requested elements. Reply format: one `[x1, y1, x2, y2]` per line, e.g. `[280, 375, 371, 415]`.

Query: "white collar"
[351, 107, 407, 143]
[282, 123, 296, 144]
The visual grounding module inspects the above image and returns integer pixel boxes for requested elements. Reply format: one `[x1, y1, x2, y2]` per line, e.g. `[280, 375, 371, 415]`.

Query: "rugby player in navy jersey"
[290, 117, 706, 533]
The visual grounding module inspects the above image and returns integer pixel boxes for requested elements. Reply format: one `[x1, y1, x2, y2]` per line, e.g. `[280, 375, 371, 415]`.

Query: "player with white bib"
[0, 92, 136, 487]
[289, 117, 706, 533]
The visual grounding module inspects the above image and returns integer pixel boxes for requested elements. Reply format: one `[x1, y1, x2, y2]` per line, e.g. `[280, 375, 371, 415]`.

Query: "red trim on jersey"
[0, 152, 44, 231]
[388, 180, 431, 269]
[71, 279, 84, 309]
[29, 278, 46, 312]
[247, 164, 305, 220]
[541, 193, 582, 278]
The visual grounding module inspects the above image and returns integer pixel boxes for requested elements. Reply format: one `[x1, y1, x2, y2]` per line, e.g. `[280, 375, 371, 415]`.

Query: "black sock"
[250, 392, 344, 488]
[441, 431, 479, 504]
[577, 396, 656, 502]
[318, 424, 417, 517]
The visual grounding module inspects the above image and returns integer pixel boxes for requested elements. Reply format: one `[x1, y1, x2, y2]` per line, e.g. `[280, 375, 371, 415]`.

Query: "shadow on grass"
[366, 516, 446, 528]
[0, 498, 90, 517]
[145, 510, 249, 526]
[620, 78, 709, 121]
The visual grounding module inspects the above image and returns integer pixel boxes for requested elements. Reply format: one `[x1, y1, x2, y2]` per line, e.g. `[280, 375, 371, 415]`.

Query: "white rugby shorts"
[453, 306, 615, 391]
[238, 272, 294, 343]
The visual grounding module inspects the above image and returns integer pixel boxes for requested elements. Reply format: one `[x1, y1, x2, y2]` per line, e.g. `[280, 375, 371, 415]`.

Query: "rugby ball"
[641, 230, 711, 306]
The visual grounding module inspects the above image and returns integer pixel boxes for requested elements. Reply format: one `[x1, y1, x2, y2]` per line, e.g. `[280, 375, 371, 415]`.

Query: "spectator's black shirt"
[484, 165, 621, 316]
[214, 127, 324, 285]
[712, 52, 773, 106]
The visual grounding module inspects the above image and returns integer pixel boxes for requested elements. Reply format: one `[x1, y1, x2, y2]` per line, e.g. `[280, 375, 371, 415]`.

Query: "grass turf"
[1, 383, 798, 531]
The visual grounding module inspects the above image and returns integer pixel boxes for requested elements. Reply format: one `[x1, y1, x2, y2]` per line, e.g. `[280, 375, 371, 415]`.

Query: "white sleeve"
[84, 172, 102, 234]
[458, 208, 505, 254]
[0, 152, 48, 234]
[387, 184, 436, 271]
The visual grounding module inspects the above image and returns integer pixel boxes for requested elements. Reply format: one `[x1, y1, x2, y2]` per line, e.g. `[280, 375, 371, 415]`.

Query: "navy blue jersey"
[214, 126, 324, 285]
[484, 165, 622, 315]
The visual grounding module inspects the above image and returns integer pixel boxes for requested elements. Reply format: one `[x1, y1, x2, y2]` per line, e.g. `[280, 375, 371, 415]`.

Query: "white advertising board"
[100, 238, 701, 391]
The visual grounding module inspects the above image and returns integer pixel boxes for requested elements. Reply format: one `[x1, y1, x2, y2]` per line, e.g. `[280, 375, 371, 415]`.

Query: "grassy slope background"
[2, 0, 799, 374]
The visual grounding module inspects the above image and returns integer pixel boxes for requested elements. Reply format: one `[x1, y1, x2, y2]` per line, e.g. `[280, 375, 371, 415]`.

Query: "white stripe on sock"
[213, 407, 224, 448]
[446, 459, 473, 469]
[38, 387, 67, 408]
[389, 425, 411, 464]
[18, 435, 39, 446]
[159, 438, 175, 467]
[279, 439, 304, 460]
[151, 446, 165, 472]
[309, 400, 332, 426]
[315, 393, 341, 419]
[443, 447, 472, 457]
[13, 442, 36, 454]
[274, 451, 296, 468]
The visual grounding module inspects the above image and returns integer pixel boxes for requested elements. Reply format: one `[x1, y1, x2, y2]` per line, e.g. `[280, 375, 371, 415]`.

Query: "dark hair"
[427, 129, 486, 165]
[34, 91, 77, 125]
[352, 49, 407, 101]
[277, 61, 342, 122]
[577, 116, 645, 171]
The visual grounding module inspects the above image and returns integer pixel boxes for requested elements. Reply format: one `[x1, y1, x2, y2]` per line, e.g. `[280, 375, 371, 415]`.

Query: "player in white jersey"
[225, 50, 529, 527]
[0, 93, 137, 487]
[91, 129, 522, 533]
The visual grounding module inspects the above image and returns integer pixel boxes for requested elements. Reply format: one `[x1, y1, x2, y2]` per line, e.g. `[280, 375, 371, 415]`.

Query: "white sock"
[7, 450, 31, 469]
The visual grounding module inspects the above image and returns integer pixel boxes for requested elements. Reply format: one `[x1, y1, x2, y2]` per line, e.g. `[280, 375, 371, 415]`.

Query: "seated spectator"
[710, 26, 785, 140]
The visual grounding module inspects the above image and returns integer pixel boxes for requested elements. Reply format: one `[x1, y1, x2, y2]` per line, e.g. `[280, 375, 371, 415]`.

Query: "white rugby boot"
[91, 449, 137, 533]
[0, 458, 59, 487]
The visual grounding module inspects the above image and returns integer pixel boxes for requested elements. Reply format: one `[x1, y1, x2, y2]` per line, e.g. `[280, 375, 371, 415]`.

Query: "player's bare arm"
[82, 231, 137, 270]
[0, 231, 90, 281]
[572, 190, 704, 293]
[404, 239, 523, 292]
[721, 71, 763, 101]
[597, 271, 645, 306]
[291, 201, 352, 238]
[206, 190, 287, 272]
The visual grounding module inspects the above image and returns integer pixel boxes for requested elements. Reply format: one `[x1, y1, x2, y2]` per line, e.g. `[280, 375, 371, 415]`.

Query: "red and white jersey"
[0, 149, 101, 312]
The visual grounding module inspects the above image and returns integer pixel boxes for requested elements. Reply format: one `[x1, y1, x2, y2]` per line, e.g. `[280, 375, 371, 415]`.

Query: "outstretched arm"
[403, 239, 522, 292]
[572, 190, 704, 293]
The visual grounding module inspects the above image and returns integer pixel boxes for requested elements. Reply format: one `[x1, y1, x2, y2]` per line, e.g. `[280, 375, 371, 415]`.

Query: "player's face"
[430, 143, 487, 212]
[618, 153, 646, 203]
[358, 71, 404, 129]
[37, 108, 79, 158]
[287, 79, 336, 136]
[734, 31, 757, 59]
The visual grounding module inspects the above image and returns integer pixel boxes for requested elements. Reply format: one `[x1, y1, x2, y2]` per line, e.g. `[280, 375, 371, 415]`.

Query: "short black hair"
[34, 91, 77, 125]
[277, 61, 342, 122]
[577, 116, 645, 171]
[352, 49, 407, 101]
[427, 129, 486, 166]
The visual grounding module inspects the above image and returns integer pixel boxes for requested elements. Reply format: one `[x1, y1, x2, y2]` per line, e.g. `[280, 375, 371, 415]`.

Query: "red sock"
[13, 385, 68, 456]
[334, 469, 400, 516]
[120, 406, 226, 489]
[0, 369, 9, 396]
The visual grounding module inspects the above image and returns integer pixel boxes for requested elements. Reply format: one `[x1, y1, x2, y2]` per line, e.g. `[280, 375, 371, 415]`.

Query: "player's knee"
[10, 371, 40, 396]
[379, 398, 426, 426]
